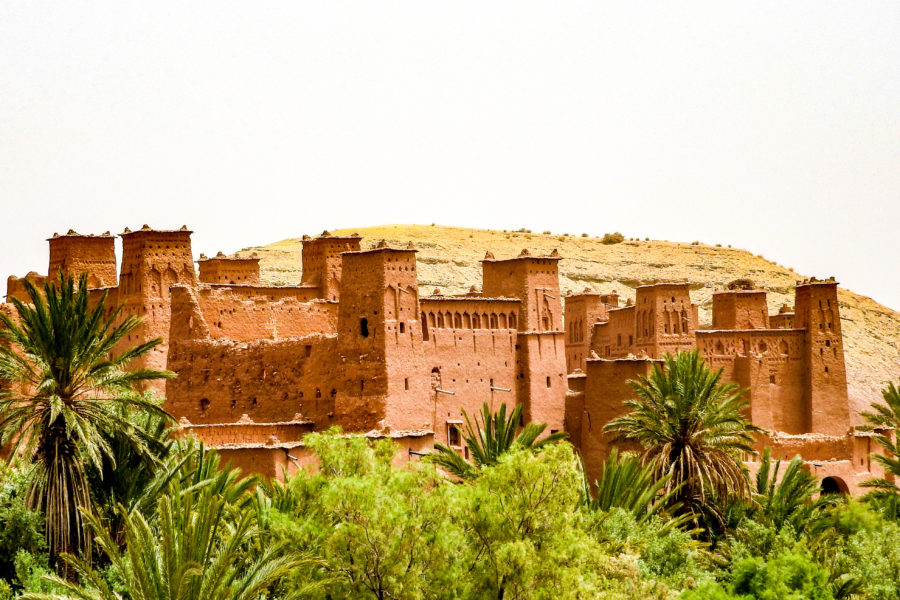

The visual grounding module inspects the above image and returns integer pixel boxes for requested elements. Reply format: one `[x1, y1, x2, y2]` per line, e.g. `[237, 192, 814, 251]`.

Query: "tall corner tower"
[47, 230, 117, 288]
[335, 242, 430, 432]
[482, 249, 567, 431]
[301, 231, 362, 301]
[633, 283, 697, 358]
[117, 225, 196, 373]
[793, 278, 849, 435]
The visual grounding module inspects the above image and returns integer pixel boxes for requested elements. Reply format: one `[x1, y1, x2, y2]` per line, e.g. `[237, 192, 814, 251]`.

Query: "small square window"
[448, 424, 461, 447]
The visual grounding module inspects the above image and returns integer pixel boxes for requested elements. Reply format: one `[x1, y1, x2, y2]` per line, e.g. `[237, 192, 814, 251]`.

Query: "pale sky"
[2, 2, 898, 310]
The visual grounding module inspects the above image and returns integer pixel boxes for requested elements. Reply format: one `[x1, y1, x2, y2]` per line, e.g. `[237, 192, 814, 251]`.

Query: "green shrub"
[601, 232, 625, 245]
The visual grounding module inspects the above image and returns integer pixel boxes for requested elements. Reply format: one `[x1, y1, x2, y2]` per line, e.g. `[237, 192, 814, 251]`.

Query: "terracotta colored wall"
[712, 290, 770, 330]
[770, 312, 794, 329]
[564, 293, 615, 372]
[423, 326, 518, 445]
[5, 273, 48, 302]
[697, 329, 807, 433]
[179, 421, 314, 446]
[165, 336, 340, 426]
[577, 359, 658, 486]
[198, 257, 261, 285]
[591, 306, 635, 358]
[168, 285, 336, 342]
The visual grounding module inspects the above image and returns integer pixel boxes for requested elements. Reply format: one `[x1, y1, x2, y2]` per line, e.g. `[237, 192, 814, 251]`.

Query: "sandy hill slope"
[239, 224, 899, 424]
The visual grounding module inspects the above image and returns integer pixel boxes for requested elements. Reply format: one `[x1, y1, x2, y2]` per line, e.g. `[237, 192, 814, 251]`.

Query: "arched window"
[437, 313, 444, 327]
[490, 314, 498, 329]
[681, 309, 689, 334]
[499, 313, 508, 328]
[509, 313, 517, 329]
[472, 313, 481, 328]
[464, 313, 471, 328]
[421, 312, 429, 341]
[454, 313, 462, 328]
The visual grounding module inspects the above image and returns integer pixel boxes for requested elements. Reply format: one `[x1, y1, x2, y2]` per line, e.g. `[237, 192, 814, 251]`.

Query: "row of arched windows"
[421, 310, 517, 331]
[568, 318, 585, 343]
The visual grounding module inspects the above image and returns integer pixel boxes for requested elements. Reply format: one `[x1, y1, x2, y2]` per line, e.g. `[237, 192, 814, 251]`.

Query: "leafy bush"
[601, 232, 625, 244]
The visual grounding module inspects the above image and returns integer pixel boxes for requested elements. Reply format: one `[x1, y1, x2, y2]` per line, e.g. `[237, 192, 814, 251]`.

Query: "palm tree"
[754, 447, 832, 533]
[24, 474, 321, 600]
[0, 273, 174, 567]
[579, 448, 684, 526]
[604, 350, 759, 523]
[425, 403, 568, 479]
[860, 381, 900, 500]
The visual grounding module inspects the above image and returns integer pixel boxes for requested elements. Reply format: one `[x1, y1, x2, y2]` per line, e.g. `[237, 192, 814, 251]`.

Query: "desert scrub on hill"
[601, 232, 625, 244]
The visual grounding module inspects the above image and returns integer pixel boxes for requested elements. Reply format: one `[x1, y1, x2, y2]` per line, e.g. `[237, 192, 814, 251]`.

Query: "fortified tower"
[48, 230, 117, 288]
[301, 232, 362, 301]
[118, 225, 196, 373]
[712, 282, 770, 330]
[335, 242, 430, 432]
[564, 289, 618, 372]
[793, 278, 850, 435]
[482, 249, 567, 432]
[633, 283, 698, 358]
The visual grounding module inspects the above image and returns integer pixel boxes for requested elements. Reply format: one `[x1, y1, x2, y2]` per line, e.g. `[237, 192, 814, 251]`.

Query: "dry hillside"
[238, 224, 899, 424]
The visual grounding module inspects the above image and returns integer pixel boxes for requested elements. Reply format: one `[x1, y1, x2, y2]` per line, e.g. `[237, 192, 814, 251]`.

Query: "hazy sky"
[2, 2, 898, 310]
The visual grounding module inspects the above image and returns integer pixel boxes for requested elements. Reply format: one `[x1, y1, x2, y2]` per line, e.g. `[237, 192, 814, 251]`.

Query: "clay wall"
[516, 333, 567, 432]
[300, 233, 362, 301]
[5, 273, 48, 302]
[422, 325, 519, 445]
[591, 306, 635, 358]
[577, 358, 659, 486]
[47, 232, 117, 288]
[198, 255, 261, 285]
[697, 329, 807, 433]
[564, 373, 587, 449]
[564, 292, 617, 372]
[168, 285, 336, 343]
[712, 290, 770, 330]
[179, 420, 314, 447]
[164, 336, 340, 426]
[770, 312, 794, 329]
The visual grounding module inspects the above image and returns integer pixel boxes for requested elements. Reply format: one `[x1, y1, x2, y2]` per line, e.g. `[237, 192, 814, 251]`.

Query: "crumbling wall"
[164, 336, 340, 426]
[169, 284, 337, 342]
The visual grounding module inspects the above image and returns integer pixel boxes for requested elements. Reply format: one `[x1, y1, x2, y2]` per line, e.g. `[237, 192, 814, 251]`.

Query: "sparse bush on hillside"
[543, 230, 551, 235]
[691, 241, 700, 245]
[581, 233, 589, 238]
[601, 232, 625, 245]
